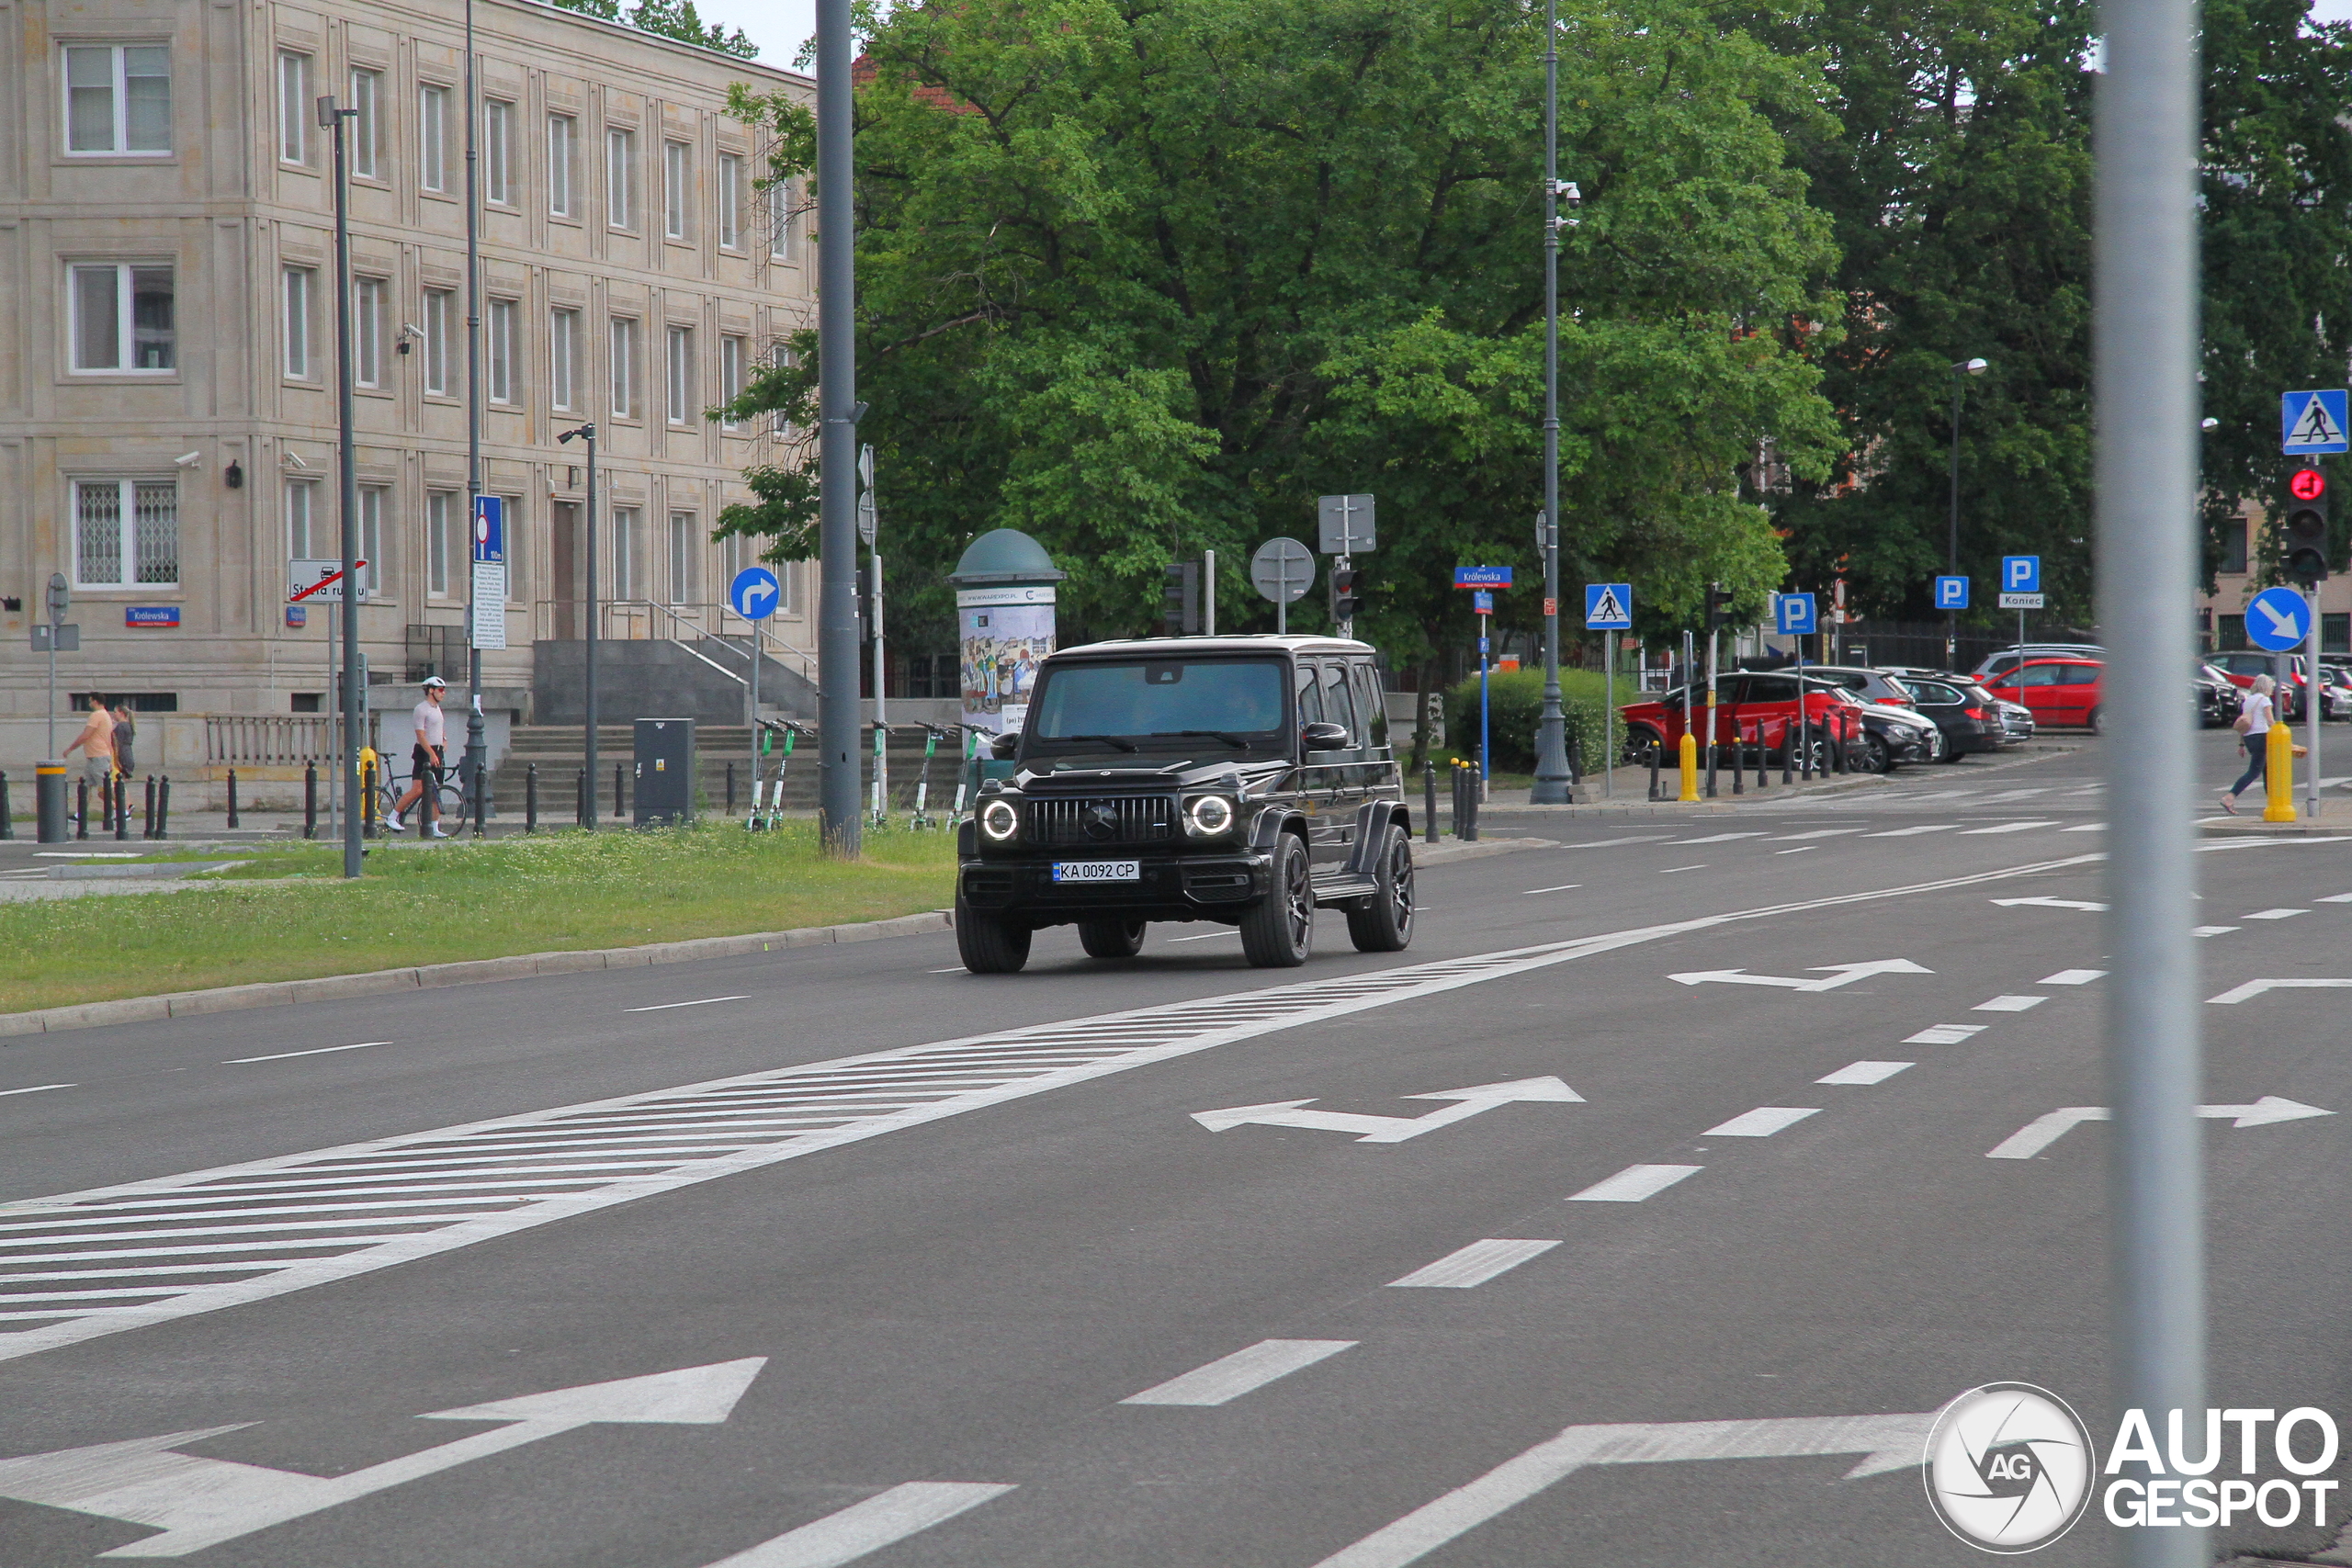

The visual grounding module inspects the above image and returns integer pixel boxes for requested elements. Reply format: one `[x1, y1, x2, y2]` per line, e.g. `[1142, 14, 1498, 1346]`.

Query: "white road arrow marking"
[0, 1359, 765, 1558]
[1191, 1077, 1583, 1143]
[1308, 1408, 1939, 1568]
[1990, 896, 2107, 911]
[1668, 959, 1931, 993]
[2206, 978, 2352, 1004]
[1987, 1097, 2334, 1159]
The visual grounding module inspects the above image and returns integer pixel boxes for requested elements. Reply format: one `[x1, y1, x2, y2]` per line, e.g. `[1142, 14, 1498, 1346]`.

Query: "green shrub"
[1445, 667, 1621, 774]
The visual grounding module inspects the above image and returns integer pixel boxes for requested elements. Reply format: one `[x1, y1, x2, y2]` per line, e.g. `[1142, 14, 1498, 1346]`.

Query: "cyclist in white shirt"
[2219, 673, 2275, 815]
[390, 677, 453, 838]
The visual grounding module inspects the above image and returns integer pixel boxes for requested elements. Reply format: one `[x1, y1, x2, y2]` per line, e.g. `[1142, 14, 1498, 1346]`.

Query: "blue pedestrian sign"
[729, 565, 782, 622]
[2001, 556, 2041, 593]
[2282, 389, 2350, 456]
[471, 496, 504, 563]
[1584, 583, 1633, 630]
[1454, 566, 1512, 588]
[1774, 592, 1817, 636]
[1934, 575, 1970, 610]
[2246, 585, 2314, 652]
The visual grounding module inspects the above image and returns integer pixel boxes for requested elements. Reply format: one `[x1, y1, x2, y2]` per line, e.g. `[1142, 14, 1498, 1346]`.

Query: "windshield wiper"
[1170, 729, 1251, 748]
[1057, 734, 1138, 752]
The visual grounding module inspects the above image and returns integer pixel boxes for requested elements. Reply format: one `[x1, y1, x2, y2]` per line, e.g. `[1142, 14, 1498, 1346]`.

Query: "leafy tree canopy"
[551, 0, 758, 59]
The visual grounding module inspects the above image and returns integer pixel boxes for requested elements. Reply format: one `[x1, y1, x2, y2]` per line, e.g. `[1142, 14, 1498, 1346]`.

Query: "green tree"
[550, 0, 757, 58]
[720, 0, 1842, 681]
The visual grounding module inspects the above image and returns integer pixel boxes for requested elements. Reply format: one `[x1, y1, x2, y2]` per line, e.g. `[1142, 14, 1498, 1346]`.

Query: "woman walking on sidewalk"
[2219, 673, 2276, 814]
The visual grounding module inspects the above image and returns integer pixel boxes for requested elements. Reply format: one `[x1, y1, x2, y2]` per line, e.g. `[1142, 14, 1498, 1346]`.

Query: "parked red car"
[1980, 658, 2104, 731]
[1620, 671, 1863, 771]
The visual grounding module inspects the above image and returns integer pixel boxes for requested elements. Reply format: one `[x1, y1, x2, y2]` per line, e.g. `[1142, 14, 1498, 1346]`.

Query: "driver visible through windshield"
[1030, 658, 1286, 749]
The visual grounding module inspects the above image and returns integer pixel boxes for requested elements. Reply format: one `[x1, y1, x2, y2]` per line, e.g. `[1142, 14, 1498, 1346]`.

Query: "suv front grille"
[1029, 795, 1176, 847]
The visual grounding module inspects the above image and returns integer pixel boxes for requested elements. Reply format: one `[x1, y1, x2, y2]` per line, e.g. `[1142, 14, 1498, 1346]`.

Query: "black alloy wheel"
[1239, 833, 1314, 968]
[1346, 825, 1415, 953]
[955, 892, 1033, 974]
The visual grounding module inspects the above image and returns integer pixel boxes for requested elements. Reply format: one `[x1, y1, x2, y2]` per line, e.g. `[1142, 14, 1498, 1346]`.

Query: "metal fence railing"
[204, 715, 333, 765]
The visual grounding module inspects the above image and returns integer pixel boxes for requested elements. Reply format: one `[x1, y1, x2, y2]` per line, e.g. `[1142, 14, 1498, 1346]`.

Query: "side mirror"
[989, 731, 1020, 760]
[1302, 721, 1351, 751]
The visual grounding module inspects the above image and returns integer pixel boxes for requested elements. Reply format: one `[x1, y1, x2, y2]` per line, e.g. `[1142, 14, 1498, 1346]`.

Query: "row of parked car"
[1621, 641, 2352, 775]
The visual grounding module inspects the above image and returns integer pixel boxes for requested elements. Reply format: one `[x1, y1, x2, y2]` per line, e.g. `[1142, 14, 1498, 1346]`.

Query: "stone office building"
[0, 0, 815, 780]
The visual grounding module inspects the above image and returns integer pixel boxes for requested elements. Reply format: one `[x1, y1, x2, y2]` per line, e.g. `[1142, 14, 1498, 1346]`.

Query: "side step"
[1312, 875, 1379, 907]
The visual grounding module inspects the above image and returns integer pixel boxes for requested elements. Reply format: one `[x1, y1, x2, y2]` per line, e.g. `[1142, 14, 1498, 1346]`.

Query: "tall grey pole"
[560, 423, 599, 827]
[2305, 591, 2322, 818]
[322, 96, 362, 880]
[1947, 374, 1962, 671]
[1530, 0, 1574, 805]
[460, 0, 486, 835]
[815, 0, 861, 855]
[2095, 0, 2205, 1551]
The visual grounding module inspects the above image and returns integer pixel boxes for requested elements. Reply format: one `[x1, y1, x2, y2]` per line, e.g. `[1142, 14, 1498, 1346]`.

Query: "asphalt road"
[5, 731, 2351, 1566]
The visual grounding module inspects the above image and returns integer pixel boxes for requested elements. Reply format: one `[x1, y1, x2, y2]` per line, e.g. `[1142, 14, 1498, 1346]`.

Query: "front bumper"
[959, 850, 1271, 921]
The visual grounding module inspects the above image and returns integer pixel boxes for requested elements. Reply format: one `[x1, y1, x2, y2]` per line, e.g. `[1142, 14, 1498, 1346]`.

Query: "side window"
[1351, 662, 1388, 748]
[1744, 676, 1794, 706]
[2018, 664, 2060, 687]
[1295, 660, 1324, 726]
[2060, 664, 2101, 685]
[1319, 660, 1357, 742]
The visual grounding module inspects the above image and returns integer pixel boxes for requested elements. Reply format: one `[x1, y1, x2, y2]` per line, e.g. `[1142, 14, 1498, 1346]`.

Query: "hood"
[1012, 757, 1289, 795]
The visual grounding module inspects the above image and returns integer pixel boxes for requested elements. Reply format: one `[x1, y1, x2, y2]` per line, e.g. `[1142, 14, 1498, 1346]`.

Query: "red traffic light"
[2290, 468, 2326, 502]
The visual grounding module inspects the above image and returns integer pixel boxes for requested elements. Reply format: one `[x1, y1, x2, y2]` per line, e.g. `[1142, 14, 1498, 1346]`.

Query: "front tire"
[1078, 918, 1147, 958]
[956, 892, 1033, 974]
[1861, 733, 1892, 773]
[1239, 834, 1314, 968]
[1346, 826, 1415, 953]
[2086, 705, 2103, 735]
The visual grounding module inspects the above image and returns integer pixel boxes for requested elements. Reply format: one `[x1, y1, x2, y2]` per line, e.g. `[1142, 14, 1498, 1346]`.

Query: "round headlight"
[1186, 795, 1235, 836]
[979, 798, 1020, 840]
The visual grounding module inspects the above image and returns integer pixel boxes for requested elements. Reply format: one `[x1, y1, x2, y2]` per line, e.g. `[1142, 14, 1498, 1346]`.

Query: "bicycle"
[375, 761, 465, 833]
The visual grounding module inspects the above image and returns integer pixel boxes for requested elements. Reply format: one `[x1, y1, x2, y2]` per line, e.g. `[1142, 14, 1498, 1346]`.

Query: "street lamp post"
[815, 0, 861, 856]
[559, 423, 597, 828]
[1947, 356, 1988, 669]
[1529, 0, 1580, 806]
[320, 93, 362, 880]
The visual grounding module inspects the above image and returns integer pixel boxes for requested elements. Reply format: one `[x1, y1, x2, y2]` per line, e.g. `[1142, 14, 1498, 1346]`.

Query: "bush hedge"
[1443, 668, 1621, 775]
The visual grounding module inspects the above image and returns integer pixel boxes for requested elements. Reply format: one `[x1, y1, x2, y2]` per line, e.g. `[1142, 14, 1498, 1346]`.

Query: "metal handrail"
[530, 599, 820, 685]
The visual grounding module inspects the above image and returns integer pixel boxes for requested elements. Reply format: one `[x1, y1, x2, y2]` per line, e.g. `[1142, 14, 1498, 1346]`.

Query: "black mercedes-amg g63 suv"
[953, 636, 1415, 973]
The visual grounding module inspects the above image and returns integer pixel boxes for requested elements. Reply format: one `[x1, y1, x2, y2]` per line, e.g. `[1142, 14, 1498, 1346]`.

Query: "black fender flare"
[1344, 799, 1407, 875]
[1248, 805, 1307, 853]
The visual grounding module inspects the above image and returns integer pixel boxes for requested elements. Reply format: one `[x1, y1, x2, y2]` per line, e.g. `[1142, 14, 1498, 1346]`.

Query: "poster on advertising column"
[957, 584, 1056, 736]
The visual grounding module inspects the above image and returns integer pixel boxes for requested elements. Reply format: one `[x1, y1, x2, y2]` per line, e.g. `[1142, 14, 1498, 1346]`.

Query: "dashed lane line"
[2041, 969, 2106, 986]
[1817, 1062, 1910, 1086]
[1386, 1239, 1561, 1290]
[696, 1483, 1015, 1568]
[0, 1085, 74, 1100]
[623, 995, 752, 1012]
[1973, 995, 2048, 1012]
[1905, 1024, 1985, 1044]
[1568, 1165, 1702, 1202]
[1960, 820, 2060, 835]
[224, 1042, 390, 1065]
[2244, 908, 2309, 920]
[1120, 1339, 1355, 1406]
[1701, 1107, 1819, 1138]
[0, 849, 2107, 1366]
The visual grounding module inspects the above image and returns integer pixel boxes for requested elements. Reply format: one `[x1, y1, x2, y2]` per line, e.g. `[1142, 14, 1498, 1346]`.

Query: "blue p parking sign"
[1774, 592, 1817, 636]
[1935, 575, 1970, 611]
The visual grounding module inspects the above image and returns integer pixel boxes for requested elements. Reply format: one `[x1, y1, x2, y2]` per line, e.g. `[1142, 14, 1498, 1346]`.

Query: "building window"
[2218, 518, 2248, 575]
[70, 264, 174, 373]
[718, 334, 744, 429]
[550, 308, 579, 411]
[663, 141, 690, 240]
[421, 288, 453, 395]
[427, 491, 454, 597]
[606, 128, 635, 229]
[610, 316, 637, 417]
[63, 45, 171, 155]
[2217, 614, 2246, 652]
[487, 299, 516, 404]
[282, 266, 312, 378]
[666, 326, 693, 424]
[74, 479, 178, 587]
[419, 85, 449, 193]
[768, 177, 796, 261]
[613, 505, 639, 600]
[354, 276, 385, 388]
[286, 479, 317, 558]
[717, 152, 741, 249]
[548, 113, 576, 216]
[668, 511, 697, 604]
[359, 485, 386, 597]
[2325, 613, 2349, 655]
[277, 51, 310, 164]
[484, 99, 513, 205]
[348, 67, 381, 177]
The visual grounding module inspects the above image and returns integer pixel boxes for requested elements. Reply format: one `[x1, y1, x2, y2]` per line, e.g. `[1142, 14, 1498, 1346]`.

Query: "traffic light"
[1704, 581, 1734, 633]
[2284, 468, 2330, 584]
[1329, 567, 1363, 622]
[1163, 561, 1200, 637]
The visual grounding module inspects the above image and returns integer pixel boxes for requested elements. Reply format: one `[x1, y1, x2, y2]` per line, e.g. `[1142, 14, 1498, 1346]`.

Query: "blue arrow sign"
[1584, 583, 1632, 630]
[1774, 592, 1817, 636]
[2246, 585, 2314, 652]
[471, 496, 504, 563]
[1454, 566, 1512, 588]
[1934, 575, 1970, 610]
[2001, 555, 2041, 593]
[2283, 389, 2350, 456]
[729, 565, 782, 622]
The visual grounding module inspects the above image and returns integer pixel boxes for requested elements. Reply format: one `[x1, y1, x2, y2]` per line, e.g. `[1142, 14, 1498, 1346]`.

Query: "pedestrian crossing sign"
[2282, 389, 2349, 455]
[1583, 583, 1633, 630]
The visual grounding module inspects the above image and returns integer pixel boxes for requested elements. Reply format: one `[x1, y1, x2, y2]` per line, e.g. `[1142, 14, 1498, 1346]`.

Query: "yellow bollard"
[359, 747, 379, 836]
[2263, 723, 2295, 822]
[1678, 731, 1700, 803]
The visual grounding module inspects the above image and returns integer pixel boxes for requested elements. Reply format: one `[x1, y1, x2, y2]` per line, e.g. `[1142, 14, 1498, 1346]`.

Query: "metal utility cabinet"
[633, 718, 695, 827]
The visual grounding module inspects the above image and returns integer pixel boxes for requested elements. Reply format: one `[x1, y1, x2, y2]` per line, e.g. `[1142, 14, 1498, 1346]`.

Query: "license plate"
[1052, 860, 1141, 884]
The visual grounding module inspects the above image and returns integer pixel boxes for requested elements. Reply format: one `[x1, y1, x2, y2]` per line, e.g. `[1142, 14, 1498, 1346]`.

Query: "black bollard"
[156, 775, 170, 839]
[576, 767, 588, 829]
[143, 774, 156, 840]
[114, 774, 128, 840]
[226, 769, 240, 829]
[1732, 726, 1745, 795]
[36, 763, 67, 844]
[526, 762, 538, 833]
[1781, 735, 1793, 786]
[0, 771, 11, 840]
[615, 762, 625, 820]
[304, 763, 318, 839]
[77, 777, 89, 840]
[1757, 734, 1770, 790]
[1464, 764, 1479, 842]
[1647, 741, 1662, 801]
[1423, 760, 1439, 845]
[726, 761, 736, 817]
[1831, 716, 1848, 773]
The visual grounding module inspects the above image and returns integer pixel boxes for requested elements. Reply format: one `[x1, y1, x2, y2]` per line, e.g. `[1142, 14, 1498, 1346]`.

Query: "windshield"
[1029, 657, 1288, 748]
